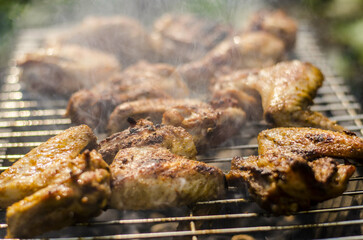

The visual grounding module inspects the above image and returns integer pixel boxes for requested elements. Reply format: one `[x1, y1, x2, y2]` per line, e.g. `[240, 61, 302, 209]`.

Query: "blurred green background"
[0, 0, 362, 104]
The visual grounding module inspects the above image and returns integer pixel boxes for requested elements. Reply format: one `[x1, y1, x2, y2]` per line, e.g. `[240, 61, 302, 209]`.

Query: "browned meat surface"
[17, 45, 121, 96]
[245, 9, 297, 50]
[151, 13, 232, 64]
[162, 101, 246, 150]
[98, 119, 197, 164]
[66, 61, 189, 131]
[0, 125, 97, 208]
[226, 127, 361, 215]
[107, 98, 209, 134]
[109, 146, 225, 210]
[6, 150, 111, 239]
[258, 127, 363, 160]
[179, 31, 285, 92]
[212, 61, 345, 131]
[46, 16, 154, 66]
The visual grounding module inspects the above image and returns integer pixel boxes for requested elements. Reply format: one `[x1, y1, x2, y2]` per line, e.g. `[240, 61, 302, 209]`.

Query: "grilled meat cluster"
[227, 128, 362, 215]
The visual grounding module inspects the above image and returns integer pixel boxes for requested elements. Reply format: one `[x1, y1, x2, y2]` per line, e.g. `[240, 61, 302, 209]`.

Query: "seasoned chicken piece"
[162, 101, 246, 150]
[98, 119, 197, 164]
[0, 125, 97, 208]
[227, 127, 361, 215]
[46, 16, 154, 66]
[212, 61, 345, 131]
[66, 61, 189, 131]
[228, 153, 355, 215]
[17, 45, 121, 96]
[6, 150, 111, 239]
[110, 146, 225, 210]
[151, 13, 232, 64]
[245, 9, 297, 50]
[179, 31, 285, 92]
[107, 98, 209, 134]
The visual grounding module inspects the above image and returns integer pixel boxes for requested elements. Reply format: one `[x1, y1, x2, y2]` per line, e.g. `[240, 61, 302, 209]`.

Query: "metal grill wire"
[0, 20, 362, 240]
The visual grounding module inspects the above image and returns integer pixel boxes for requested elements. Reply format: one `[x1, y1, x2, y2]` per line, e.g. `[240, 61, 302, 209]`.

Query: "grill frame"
[0, 19, 362, 240]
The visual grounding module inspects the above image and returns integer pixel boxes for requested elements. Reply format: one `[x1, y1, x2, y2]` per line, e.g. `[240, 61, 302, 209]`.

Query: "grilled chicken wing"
[107, 98, 209, 134]
[17, 45, 121, 96]
[0, 125, 97, 208]
[6, 150, 111, 239]
[151, 13, 232, 64]
[162, 101, 246, 150]
[110, 146, 225, 210]
[98, 119, 197, 164]
[46, 16, 154, 66]
[66, 61, 189, 131]
[245, 9, 297, 50]
[212, 60, 345, 131]
[227, 127, 361, 215]
[179, 31, 285, 92]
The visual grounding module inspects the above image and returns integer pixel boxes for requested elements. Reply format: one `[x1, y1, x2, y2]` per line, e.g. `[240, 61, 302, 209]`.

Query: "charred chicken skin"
[6, 150, 111, 239]
[66, 61, 189, 131]
[227, 127, 361, 215]
[17, 44, 121, 96]
[109, 146, 226, 210]
[98, 119, 197, 164]
[212, 60, 345, 131]
[0, 125, 97, 208]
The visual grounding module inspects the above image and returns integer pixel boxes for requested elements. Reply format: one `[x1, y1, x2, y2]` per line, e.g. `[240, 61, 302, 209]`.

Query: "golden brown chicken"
[17, 45, 121, 96]
[6, 150, 111, 239]
[107, 98, 209, 134]
[46, 16, 154, 66]
[0, 125, 97, 208]
[109, 146, 225, 210]
[98, 119, 197, 164]
[212, 60, 345, 131]
[227, 127, 361, 215]
[151, 13, 232, 64]
[66, 61, 189, 131]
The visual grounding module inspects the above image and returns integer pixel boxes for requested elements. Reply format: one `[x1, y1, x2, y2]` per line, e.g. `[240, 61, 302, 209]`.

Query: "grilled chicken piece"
[162, 101, 246, 150]
[17, 45, 121, 96]
[6, 150, 111, 239]
[46, 16, 154, 66]
[0, 125, 97, 208]
[98, 119, 197, 164]
[107, 98, 209, 134]
[227, 127, 361, 215]
[179, 31, 285, 92]
[212, 60, 345, 131]
[110, 146, 225, 210]
[151, 13, 232, 64]
[66, 61, 189, 131]
[245, 9, 297, 50]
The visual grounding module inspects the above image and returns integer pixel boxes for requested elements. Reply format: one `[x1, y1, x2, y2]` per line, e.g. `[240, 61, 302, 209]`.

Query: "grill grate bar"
[0, 109, 66, 118]
[0, 118, 71, 128]
[0, 130, 63, 138]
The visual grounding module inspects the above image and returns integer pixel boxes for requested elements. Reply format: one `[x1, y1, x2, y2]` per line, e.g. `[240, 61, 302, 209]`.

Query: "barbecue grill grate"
[0, 20, 362, 240]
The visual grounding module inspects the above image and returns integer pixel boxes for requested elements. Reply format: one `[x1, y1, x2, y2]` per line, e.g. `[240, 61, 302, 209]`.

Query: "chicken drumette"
[227, 128, 362, 215]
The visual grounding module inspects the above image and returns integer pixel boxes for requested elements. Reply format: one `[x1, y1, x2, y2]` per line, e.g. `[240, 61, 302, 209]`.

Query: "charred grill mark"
[127, 117, 137, 126]
[305, 133, 333, 144]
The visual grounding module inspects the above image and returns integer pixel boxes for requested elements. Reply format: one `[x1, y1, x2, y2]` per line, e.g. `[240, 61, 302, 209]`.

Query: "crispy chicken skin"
[151, 13, 232, 64]
[109, 146, 226, 210]
[212, 61, 345, 131]
[46, 16, 154, 66]
[0, 125, 97, 208]
[98, 119, 197, 164]
[66, 61, 189, 131]
[107, 98, 209, 134]
[179, 31, 285, 91]
[245, 9, 297, 50]
[6, 150, 111, 239]
[162, 101, 246, 150]
[17, 45, 121, 96]
[227, 127, 360, 215]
